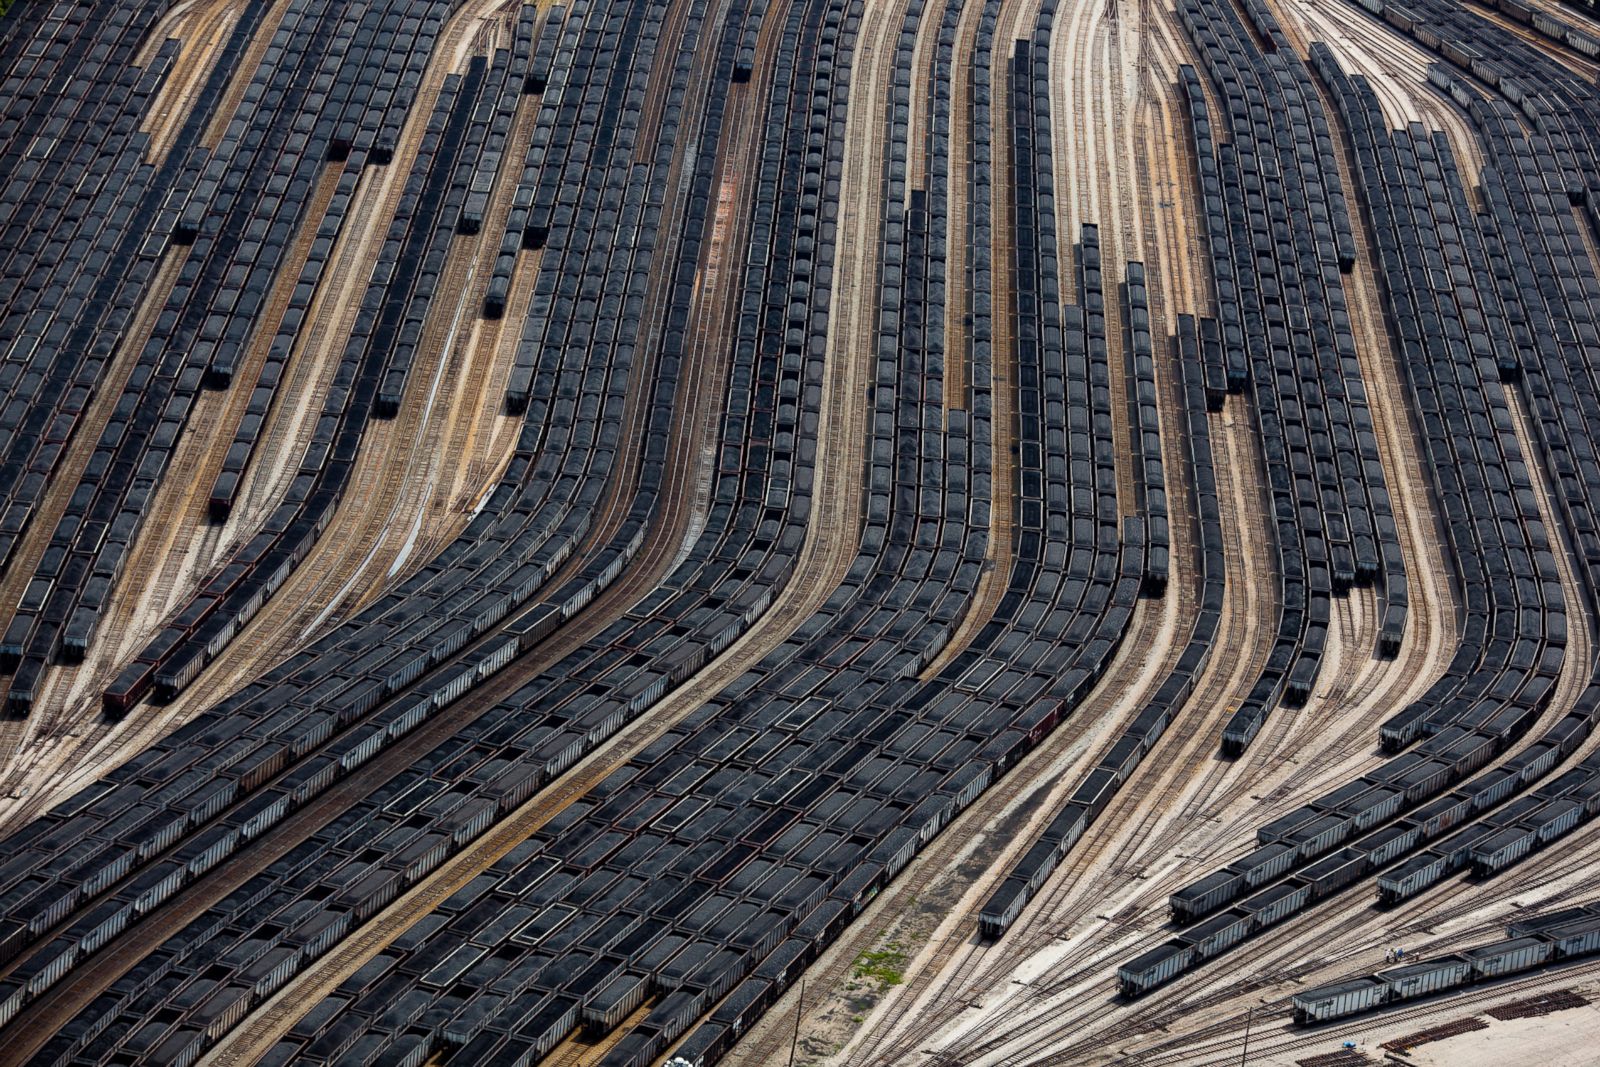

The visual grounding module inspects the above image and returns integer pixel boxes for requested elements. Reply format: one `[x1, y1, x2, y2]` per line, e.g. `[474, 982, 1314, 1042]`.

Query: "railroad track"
[140, 0, 246, 163]
[1096, 5, 1141, 520]
[937, 0, 975, 416]
[1129, 964, 1600, 1067]
[254, 0, 889, 1062]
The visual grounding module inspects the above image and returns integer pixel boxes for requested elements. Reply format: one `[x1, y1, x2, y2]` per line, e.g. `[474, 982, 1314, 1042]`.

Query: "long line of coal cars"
[72, 4, 864, 1062]
[1123, 263, 1170, 594]
[0, 0, 811, 1045]
[12, 0, 1600, 1059]
[1119, 0, 1600, 1002]
[980, 304, 1225, 941]
[1352, 0, 1600, 868]
[1293, 904, 1600, 1024]
[115, 56, 476, 704]
[0, 0, 453, 715]
[6, 0, 843, 1059]
[1177, 0, 1409, 762]
[967, 12, 1156, 940]
[199, 0, 1160, 1059]
[0, 2, 217, 588]
[480, 5, 555, 320]
[112, 4, 569, 709]
[305, 3, 1162, 1061]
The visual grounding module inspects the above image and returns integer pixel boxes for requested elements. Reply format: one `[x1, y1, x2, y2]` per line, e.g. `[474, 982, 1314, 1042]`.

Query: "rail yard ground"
[4, 0, 1600, 1064]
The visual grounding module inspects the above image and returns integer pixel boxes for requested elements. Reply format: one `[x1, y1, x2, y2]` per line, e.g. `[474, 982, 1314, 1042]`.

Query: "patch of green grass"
[852, 944, 908, 988]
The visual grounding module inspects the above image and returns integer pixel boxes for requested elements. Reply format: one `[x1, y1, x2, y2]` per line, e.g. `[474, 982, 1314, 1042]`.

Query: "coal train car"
[1293, 911, 1600, 1023]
